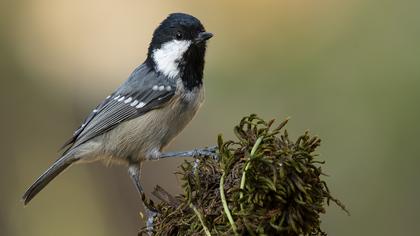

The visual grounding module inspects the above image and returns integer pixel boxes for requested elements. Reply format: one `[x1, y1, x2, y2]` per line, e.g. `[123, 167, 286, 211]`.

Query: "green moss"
[140, 114, 347, 235]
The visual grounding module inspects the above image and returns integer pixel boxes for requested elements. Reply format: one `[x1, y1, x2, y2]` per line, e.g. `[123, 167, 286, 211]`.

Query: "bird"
[22, 12, 214, 212]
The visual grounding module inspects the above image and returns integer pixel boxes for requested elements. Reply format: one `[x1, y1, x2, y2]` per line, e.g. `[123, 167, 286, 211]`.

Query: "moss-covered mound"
[140, 114, 347, 235]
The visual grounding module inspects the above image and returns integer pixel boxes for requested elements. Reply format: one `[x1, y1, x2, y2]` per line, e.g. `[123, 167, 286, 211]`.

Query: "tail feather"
[22, 155, 78, 205]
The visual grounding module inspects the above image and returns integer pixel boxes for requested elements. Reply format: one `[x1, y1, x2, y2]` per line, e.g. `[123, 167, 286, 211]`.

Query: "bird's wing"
[61, 66, 176, 153]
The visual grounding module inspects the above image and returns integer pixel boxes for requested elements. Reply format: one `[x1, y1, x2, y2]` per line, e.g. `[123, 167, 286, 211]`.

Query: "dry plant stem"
[220, 170, 239, 235]
[239, 136, 263, 209]
[189, 203, 211, 236]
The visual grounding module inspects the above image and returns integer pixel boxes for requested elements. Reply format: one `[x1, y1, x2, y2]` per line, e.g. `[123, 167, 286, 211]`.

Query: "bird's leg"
[128, 163, 157, 234]
[158, 146, 218, 174]
[128, 147, 217, 232]
[158, 146, 218, 160]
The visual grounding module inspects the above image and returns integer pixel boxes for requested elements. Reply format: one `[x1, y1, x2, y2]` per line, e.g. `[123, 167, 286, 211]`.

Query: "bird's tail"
[22, 154, 78, 205]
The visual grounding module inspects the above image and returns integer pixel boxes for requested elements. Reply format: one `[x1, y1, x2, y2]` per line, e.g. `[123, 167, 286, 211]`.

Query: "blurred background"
[1, 0, 420, 235]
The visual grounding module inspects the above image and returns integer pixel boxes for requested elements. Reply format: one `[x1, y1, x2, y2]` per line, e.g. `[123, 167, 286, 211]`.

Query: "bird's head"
[146, 13, 213, 88]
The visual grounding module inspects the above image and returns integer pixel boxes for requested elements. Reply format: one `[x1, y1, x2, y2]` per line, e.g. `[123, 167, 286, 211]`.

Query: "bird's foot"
[159, 146, 218, 160]
[140, 192, 158, 235]
[192, 146, 218, 160]
[145, 208, 157, 235]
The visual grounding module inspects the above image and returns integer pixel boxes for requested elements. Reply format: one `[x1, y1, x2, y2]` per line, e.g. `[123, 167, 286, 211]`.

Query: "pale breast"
[101, 85, 204, 162]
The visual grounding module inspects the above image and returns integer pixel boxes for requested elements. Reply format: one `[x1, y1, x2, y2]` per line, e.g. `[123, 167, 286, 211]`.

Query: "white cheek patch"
[152, 40, 191, 78]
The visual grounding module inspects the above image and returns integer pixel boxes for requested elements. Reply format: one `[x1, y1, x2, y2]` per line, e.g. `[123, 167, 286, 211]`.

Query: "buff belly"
[96, 87, 204, 164]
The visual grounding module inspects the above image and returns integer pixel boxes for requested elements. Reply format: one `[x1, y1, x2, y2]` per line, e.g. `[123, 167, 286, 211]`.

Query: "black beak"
[194, 32, 213, 44]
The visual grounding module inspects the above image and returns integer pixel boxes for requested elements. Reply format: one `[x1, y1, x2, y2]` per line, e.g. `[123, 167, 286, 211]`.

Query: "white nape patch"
[136, 102, 146, 109]
[124, 97, 132, 103]
[152, 40, 192, 78]
[130, 100, 139, 107]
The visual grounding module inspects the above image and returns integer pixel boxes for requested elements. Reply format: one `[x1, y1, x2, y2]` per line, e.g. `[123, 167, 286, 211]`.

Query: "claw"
[192, 147, 217, 159]
[145, 208, 157, 235]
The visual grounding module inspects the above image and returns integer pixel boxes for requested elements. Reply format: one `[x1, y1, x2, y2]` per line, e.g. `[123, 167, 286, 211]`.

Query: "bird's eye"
[175, 32, 183, 40]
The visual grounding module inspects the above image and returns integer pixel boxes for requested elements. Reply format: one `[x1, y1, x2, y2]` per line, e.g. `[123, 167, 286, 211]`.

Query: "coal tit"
[22, 13, 213, 209]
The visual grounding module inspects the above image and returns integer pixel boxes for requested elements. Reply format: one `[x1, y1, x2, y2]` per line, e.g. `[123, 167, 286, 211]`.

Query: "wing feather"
[61, 65, 176, 153]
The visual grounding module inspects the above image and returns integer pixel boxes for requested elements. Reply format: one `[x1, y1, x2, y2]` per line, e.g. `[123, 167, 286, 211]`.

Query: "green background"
[1, 1, 419, 235]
